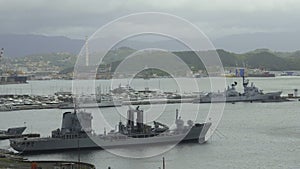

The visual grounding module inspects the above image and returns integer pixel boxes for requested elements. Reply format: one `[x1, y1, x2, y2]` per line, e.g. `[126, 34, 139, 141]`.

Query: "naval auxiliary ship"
[10, 107, 211, 153]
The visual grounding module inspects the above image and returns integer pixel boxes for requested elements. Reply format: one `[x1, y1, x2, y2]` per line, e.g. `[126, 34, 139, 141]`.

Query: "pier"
[0, 149, 95, 169]
[0, 88, 299, 112]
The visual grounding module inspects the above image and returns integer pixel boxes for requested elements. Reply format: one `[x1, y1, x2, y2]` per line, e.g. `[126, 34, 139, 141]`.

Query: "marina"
[0, 77, 299, 112]
[0, 77, 299, 169]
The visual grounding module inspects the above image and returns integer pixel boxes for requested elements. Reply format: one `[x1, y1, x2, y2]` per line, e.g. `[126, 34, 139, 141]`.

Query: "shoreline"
[0, 148, 95, 169]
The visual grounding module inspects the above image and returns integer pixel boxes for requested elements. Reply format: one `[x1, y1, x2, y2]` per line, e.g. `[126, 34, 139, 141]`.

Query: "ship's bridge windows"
[64, 134, 78, 139]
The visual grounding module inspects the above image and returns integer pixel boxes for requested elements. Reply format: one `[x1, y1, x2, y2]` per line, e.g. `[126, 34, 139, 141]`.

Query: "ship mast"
[85, 36, 89, 67]
[242, 76, 249, 88]
[0, 48, 3, 59]
[0, 48, 5, 75]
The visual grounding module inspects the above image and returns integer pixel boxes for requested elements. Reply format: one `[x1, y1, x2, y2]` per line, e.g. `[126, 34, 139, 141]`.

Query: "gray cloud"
[0, 0, 300, 39]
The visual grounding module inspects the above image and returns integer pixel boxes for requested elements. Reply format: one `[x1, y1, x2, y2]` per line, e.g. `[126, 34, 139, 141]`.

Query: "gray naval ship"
[0, 127, 26, 140]
[194, 76, 282, 103]
[0, 127, 40, 140]
[10, 107, 211, 153]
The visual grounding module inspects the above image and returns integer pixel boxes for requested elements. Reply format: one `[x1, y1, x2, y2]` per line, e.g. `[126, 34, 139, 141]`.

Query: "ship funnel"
[126, 107, 144, 133]
[61, 111, 92, 134]
[136, 109, 144, 132]
[127, 108, 134, 129]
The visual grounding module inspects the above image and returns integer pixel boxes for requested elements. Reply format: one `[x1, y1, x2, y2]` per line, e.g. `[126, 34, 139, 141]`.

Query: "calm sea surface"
[0, 77, 300, 169]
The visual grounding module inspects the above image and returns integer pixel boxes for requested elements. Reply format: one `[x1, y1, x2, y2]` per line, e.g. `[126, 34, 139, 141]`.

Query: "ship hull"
[10, 123, 211, 153]
[194, 91, 282, 103]
[0, 75, 27, 85]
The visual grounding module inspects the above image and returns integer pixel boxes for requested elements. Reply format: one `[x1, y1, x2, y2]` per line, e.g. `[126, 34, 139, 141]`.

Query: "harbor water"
[0, 77, 300, 169]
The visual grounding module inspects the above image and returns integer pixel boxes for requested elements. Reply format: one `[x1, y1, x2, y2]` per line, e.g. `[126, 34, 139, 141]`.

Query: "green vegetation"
[0, 157, 31, 169]
[136, 68, 171, 78]
[10, 48, 300, 75]
[12, 52, 76, 70]
[173, 49, 300, 71]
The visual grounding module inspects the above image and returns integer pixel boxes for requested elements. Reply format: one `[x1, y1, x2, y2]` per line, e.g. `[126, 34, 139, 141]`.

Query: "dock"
[0, 92, 298, 112]
[123, 98, 194, 105]
[0, 149, 96, 169]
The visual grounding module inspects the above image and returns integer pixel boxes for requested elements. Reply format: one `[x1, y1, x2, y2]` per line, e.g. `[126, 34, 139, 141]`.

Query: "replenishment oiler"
[10, 107, 211, 153]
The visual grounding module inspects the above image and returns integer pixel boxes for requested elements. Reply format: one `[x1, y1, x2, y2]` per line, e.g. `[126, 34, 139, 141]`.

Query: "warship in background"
[194, 76, 283, 103]
[0, 48, 27, 85]
[0, 127, 26, 140]
[10, 107, 211, 153]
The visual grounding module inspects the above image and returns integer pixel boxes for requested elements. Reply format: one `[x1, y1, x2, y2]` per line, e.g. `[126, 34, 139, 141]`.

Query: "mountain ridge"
[1, 33, 300, 58]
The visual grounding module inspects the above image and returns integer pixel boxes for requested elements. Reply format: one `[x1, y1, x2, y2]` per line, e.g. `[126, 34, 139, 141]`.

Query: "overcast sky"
[1, 0, 300, 40]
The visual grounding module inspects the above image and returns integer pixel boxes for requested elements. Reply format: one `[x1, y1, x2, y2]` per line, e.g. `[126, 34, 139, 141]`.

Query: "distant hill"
[242, 51, 290, 70]
[0, 34, 84, 58]
[2, 33, 300, 72]
[9, 44, 300, 73]
[213, 32, 300, 53]
[60, 48, 300, 73]
[2, 33, 300, 58]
